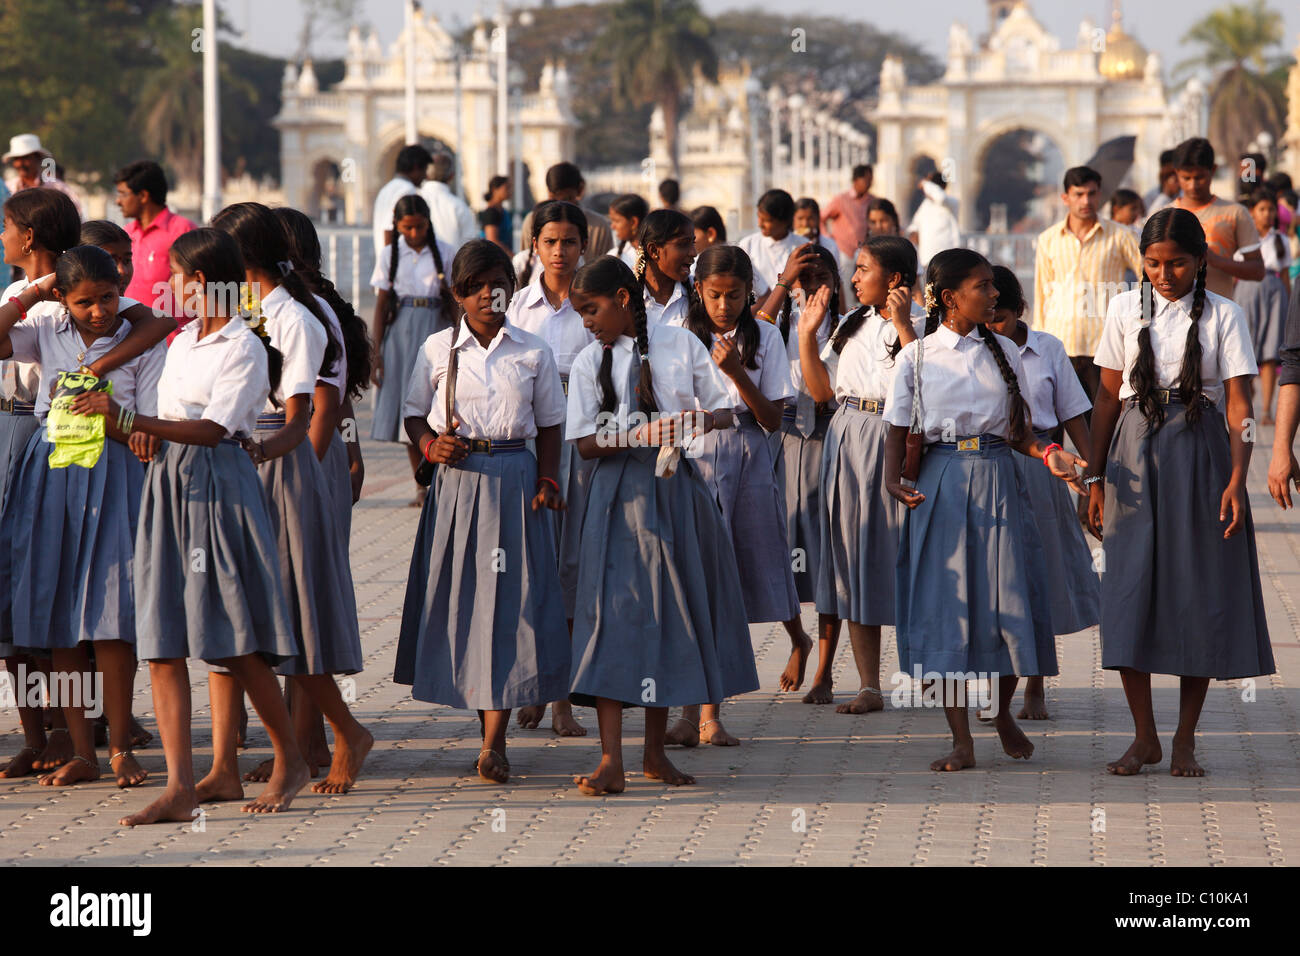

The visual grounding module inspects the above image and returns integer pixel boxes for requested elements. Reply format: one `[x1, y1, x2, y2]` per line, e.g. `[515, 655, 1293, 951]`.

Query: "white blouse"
[644, 281, 690, 331]
[156, 319, 269, 437]
[781, 307, 836, 397]
[735, 231, 806, 297]
[1, 278, 61, 402]
[313, 293, 347, 403]
[565, 324, 731, 441]
[1017, 329, 1092, 430]
[884, 323, 1029, 443]
[1094, 287, 1257, 405]
[401, 321, 566, 439]
[820, 307, 926, 403]
[505, 275, 593, 376]
[370, 235, 456, 298]
[260, 284, 326, 411]
[666, 313, 793, 413]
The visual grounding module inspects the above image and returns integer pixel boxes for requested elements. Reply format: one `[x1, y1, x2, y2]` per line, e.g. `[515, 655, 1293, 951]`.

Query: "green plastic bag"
[46, 371, 113, 470]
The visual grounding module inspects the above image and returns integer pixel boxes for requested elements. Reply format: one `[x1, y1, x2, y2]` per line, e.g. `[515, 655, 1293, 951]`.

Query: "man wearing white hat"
[3, 134, 83, 217]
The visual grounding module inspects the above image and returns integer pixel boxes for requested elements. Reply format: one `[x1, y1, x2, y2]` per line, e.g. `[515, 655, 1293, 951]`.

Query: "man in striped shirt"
[1033, 165, 1143, 405]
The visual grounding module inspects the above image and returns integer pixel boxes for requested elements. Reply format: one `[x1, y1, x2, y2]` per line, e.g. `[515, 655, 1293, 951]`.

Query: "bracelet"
[1081, 475, 1104, 489]
[777, 281, 793, 293]
[1041, 442, 1062, 468]
[420, 435, 437, 462]
[756, 309, 774, 323]
[115, 406, 136, 434]
[7, 297, 27, 320]
[536, 476, 560, 494]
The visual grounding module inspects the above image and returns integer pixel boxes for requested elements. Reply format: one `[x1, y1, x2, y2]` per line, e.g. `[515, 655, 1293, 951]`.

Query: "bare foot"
[515, 705, 545, 730]
[551, 709, 587, 737]
[801, 679, 834, 705]
[195, 768, 244, 802]
[120, 786, 200, 827]
[1017, 687, 1050, 720]
[33, 728, 72, 770]
[243, 754, 311, 813]
[307, 743, 333, 769]
[995, 715, 1034, 760]
[1105, 738, 1162, 776]
[38, 756, 100, 786]
[664, 715, 699, 747]
[312, 726, 373, 794]
[779, 632, 814, 692]
[244, 757, 320, 781]
[930, 743, 976, 772]
[574, 756, 625, 795]
[644, 751, 695, 786]
[110, 750, 149, 788]
[0, 745, 40, 778]
[699, 718, 739, 747]
[129, 716, 153, 749]
[835, 688, 884, 715]
[1169, 737, 1205, 777]
[475, 749, 509, 784]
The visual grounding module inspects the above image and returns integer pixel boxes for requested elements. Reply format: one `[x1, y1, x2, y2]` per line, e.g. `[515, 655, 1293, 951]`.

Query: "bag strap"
[910, 331, 925, 435]
[444, 318, 460, 434]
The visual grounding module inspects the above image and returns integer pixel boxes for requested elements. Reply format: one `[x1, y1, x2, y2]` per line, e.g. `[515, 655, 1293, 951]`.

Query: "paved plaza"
[2, 417, 1299, 867]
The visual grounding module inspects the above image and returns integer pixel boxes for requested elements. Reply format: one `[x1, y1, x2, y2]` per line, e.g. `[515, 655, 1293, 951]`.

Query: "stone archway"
[968, 121, 1067, 233]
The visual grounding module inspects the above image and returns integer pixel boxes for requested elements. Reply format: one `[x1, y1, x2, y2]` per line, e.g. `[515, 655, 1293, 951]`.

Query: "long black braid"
[684, 244, 760, 369]
[444, 239, 517, 430]
[574, 256, 658, 415]
[832, 236, 917, 357]
[387, 195, 454, 331]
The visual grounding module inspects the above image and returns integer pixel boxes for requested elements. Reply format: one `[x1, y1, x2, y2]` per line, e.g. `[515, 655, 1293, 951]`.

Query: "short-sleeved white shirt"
[6, 311, 165, 423]
[884, 324, 1029, 443]
[781, 308, 835, 397]
[1, 278, 62, 402]
[370, 236, 455, 298]
[401, 321, 566, 439]
[644, 281, 690, 331]
[156, 319, 269, 437]
[1017, 328, 1092, 430]
[1094, 288, 1257, 405]
[666, 313, 793, 413]
[261, 284, 326, 410]
[312, 293, 347, 403]
[505, 275, 593, 376]
[819, 307, 926, 402]
[371, 176, 419, 261]
[565, 324, 731, 441]
[735, 231, 806, 297]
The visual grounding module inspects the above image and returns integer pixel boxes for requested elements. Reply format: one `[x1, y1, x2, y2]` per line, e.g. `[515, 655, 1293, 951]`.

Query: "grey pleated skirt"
[394, 448, 571, 710]
[815, 403, 902, 626]
[1100, 402, 1273, 678]
[895, 441, 1057, 677]
[557, 438, 597, 620]
[1013, 432, 1100, 635]
[134, 440, 297, 664]
[769, 408, 834, 603]
[1237, 274, 1287, 364]
[693, 413, 800, 624]
[370, 303, 446, 442]
[569, 447, 759, 708]
[0, 434, 142, 650]
[0, 408, 40, 657]
[323, 433, 353, 543]
[257, 434, 363, 676]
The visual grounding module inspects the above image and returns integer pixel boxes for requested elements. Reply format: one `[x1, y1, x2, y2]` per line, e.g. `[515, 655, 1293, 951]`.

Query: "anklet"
[861, 687, 881, 696]
[699, 719, 720, 731]
[109, 750, 135, 764]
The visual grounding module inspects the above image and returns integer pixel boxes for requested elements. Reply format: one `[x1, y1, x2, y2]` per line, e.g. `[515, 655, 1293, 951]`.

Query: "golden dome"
[1098, 8, 1147, 80]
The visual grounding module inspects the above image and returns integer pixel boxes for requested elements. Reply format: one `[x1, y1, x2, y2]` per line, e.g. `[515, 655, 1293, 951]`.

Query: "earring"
[21, 244, 31, 256]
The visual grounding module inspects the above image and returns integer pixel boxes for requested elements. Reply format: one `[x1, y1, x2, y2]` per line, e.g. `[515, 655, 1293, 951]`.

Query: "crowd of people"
[0, 126, 1294, 825]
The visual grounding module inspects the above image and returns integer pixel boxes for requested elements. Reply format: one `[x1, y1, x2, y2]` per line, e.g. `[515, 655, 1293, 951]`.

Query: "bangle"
[420, 435, 437, 462]
[1082, 475, 1104, 489]
[756, 309, 774, 323]
[7, 297, 26, 321]
[1041, 442, 1062, 468]
[777, 281, 793, 293]
[536, 476, 560, 494]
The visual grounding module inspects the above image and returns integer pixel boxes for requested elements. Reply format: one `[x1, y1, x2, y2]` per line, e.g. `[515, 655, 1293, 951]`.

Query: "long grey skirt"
[1013, 435, 1100, 635]
[0, 409, 40, 657]
[896, 441, 1058, 677]
[134, 440, 297, 664]
[394, 448, 571, 709]
[815, 404, 902, 626]
[693, 414, 800, 624]
[569, 447, 759, 707]
[323, 433, 353, 543]
[258, 438, 363, 676]
[0, 435, 141, 650]
[370, 302, 445, 442]
[769, 410, 834, 603]
[1101, 402, 1274, 678]
[557, 438, 597, 621]
[1237, 274, 1287, 364]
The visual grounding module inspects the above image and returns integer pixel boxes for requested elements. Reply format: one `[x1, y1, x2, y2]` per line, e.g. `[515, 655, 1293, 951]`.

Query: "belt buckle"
[0, 398, 10, 413]
[865, 400, 881, 414]
[468, 438, 491, 454]
[957, 437, 980, 452]
[1155, 388, 1171, 404]
[560, 379, 569, 397]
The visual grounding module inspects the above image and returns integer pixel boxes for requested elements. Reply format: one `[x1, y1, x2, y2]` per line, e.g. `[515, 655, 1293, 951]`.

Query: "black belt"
[464, 438, 527, 455]
[1129, 388, 1212, 407]
[936, 434, 1006, 452]
[559, 373, 568, 397]
[0, 399, 35, 416]
[398, 295, 434, 308]
[256, 413, 285, 430]
[781, 401, 836, 420]
[842, 396, 884, 414]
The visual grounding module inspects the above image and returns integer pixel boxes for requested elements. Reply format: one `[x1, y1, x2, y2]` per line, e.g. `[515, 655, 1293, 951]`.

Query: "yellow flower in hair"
[240, 284, 267, 335]
[923, 283, 939, 311]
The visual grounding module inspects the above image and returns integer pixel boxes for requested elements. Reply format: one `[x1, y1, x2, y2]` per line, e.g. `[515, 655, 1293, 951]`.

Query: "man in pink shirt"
[821, 163, 874, 298]
[114, 160, 196, 324]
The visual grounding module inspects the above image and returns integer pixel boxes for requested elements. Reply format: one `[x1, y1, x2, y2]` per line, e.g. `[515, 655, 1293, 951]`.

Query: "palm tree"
[596, 0, 718, 178]
[1178, 0, 1288, 165]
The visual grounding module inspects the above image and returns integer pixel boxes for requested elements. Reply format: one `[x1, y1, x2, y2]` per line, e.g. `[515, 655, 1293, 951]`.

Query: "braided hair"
[519, 199, 588, 288]
[210, 202, 340, 380]
[636, 208, 696, 318]
[923, 248, 1030, 443]
[3, 188, 80, 257]
[272, 206, 373, 401]
[571, 256, 658, 415]
[685, 244, 760, 370]
[778, 241, 843, 344]
[386, 194, 454, 329]
[444, 239, 517, 427]
[1131, 207, 1209, 429]
[610, 193, 649, 261]
[831, 235, 916, 357]
[170, 227, 283, 403]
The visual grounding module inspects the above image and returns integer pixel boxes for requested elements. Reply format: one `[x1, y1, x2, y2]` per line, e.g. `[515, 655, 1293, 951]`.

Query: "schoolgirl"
[505, 200, 593, 738]
[565, 255, 758, 793]
[882, 248, 1084, 771]
[793, 197, 842, 266]
[1234, 185, 1291, 424]
[0, 246, 165, 788]
[608, 193, 648, 271]
[394, 239, 571, 784]
[637, 209, 697, 331]
[986, 265, 1099, 721]
[1086, 207, 1273, 777]
[736, 189, 804, 298]
[211, 202, 371, 798]
[690, 205, 727, 253]
[85, 228, 308, 824]
[370, 194, 455, 501]
[786, 237, 921, 711]
[664, 244, 801, 747]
